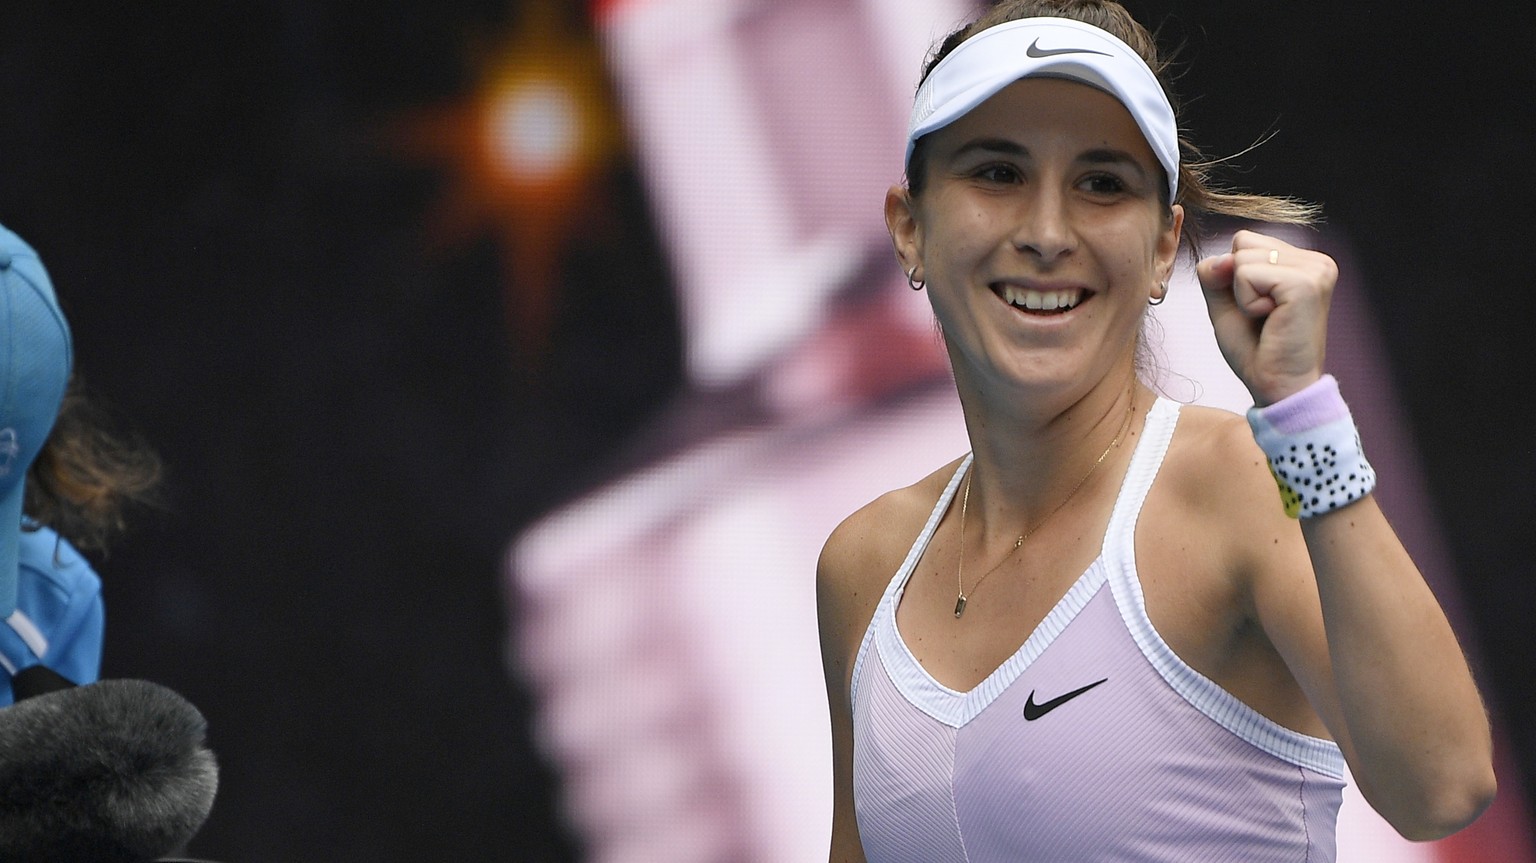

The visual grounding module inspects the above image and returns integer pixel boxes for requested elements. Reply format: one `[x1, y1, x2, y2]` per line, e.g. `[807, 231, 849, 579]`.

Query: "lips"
[993, 282, 1089, 314]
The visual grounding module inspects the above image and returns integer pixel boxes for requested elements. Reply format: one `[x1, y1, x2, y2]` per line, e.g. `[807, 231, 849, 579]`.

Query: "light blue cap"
[0, 224, 73, 618]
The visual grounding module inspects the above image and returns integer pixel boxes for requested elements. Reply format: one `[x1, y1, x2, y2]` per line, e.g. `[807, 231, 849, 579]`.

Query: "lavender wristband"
[1246, 375, 1377, 519]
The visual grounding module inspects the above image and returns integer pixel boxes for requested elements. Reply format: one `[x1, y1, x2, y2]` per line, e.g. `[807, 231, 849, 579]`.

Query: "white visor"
[907, 17, 1179, 201]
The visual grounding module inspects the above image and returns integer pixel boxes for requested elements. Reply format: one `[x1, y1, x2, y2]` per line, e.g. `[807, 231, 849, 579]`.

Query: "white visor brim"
[907, 17, 1179, 201]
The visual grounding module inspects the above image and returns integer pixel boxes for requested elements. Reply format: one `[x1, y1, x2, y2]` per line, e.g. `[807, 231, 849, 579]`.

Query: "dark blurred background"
[0, 1, 1530, 860]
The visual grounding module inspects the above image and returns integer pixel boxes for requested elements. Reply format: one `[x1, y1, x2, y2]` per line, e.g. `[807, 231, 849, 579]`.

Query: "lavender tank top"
[849, 398, 1345, 862]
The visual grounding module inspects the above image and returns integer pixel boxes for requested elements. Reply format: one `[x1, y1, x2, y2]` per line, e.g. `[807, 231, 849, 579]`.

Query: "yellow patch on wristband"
[1267, 462, 1303, 519]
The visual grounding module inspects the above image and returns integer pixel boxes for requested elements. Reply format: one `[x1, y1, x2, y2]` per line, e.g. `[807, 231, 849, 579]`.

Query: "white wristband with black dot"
[1245, 375, 1377, 519]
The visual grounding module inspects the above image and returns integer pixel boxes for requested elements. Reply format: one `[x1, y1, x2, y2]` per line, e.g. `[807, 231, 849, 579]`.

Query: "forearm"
[1302, 496, 1495, 838]
[1208, 233, 1496, 837]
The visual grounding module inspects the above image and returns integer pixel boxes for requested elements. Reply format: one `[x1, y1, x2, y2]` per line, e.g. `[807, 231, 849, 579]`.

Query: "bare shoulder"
[1162, 404, 1286, 518]
[819, 459, 961, 600]
[1157, 403, 1307, 585]
[817, 458, 964, 675]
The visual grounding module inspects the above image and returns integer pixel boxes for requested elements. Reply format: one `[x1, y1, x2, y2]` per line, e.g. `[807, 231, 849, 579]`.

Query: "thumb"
[1196, 252, 1236, 307]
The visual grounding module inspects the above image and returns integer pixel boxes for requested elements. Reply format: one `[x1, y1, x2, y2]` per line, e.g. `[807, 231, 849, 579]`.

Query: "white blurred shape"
[489, 80, 581, 179]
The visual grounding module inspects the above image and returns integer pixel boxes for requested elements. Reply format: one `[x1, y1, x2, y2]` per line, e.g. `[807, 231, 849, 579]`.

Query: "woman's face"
[888, 76, 1182, 399]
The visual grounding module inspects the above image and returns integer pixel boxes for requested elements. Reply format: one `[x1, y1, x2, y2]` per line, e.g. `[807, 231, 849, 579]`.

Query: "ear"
[884, 185, 923, 278]
[1153, 203, 1185, 292]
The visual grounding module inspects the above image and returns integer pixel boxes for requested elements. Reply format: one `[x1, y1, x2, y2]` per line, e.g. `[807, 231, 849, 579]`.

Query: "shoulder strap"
[850, 455, 971, 705]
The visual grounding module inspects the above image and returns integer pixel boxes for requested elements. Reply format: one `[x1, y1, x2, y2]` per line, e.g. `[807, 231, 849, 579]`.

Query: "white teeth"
[1001, 284, 1082, 311]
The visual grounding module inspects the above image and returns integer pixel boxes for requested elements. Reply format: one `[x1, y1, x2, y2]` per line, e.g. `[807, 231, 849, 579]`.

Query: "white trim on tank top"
[851, 397, 1345, 779]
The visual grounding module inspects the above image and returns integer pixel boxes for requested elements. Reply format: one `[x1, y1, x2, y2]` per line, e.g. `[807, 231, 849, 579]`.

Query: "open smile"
[991, 282, 1091, 316]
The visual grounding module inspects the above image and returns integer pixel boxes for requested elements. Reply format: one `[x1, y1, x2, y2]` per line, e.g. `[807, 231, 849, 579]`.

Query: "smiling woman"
[890, 77, 1177, 399]
[815, 2, 1497, 861]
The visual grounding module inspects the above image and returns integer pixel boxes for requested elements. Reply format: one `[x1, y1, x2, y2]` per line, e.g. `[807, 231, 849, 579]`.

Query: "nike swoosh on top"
[1023, 677, 1109, 720]
[1025, 38, 1112, 59]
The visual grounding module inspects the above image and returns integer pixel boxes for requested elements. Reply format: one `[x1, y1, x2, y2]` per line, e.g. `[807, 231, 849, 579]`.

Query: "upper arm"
[1215, 412, 1495, 835]
[816, 507, 889, 863]
[1205, 418, 1357, 756]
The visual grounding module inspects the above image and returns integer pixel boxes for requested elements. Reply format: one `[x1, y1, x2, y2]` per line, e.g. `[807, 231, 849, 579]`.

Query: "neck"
[956, 368, 1145, 541]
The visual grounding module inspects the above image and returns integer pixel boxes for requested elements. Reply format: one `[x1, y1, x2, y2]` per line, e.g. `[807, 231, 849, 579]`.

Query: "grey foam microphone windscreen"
[0, 678, 219, 862]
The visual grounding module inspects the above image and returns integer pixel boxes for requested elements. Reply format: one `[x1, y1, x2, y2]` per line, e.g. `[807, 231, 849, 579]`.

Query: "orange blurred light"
[392, 0, 620, 363]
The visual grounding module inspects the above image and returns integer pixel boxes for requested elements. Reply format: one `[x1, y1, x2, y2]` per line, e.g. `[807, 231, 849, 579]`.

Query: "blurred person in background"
[2, 223, 161, 705]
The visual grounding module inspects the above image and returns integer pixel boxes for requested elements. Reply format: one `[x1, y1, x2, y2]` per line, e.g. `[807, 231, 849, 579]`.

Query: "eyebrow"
[949, 138, 1027, 160]
[948, 139, 1150, 180]
[1080, 148, 1149, 180]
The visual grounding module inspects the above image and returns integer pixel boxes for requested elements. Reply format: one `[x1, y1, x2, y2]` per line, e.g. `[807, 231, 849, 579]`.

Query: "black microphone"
[0, 674, 219, 863]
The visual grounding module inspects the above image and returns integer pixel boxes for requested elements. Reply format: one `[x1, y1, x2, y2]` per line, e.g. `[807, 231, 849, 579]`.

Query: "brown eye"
[1081, 173, 1127, 195]
[976, 164, 1021, 184]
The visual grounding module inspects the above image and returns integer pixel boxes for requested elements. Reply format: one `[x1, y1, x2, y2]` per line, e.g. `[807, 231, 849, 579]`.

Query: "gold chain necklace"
[954, 393, 1136, 618]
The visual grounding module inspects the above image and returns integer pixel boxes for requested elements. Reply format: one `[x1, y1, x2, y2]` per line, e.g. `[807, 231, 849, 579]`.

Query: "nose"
[1010, 185, 1075, 264]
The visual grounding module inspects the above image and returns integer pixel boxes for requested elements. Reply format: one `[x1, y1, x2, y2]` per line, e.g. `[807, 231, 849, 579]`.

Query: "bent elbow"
[1388, 769, 1498, 842]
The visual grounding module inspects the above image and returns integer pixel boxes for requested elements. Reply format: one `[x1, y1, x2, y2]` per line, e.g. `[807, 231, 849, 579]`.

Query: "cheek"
[1095, 233, 1149, 277]
[1097, 220, 1164, 279]
[922, 219, 987, 277]
[922, 191, 1000, 251]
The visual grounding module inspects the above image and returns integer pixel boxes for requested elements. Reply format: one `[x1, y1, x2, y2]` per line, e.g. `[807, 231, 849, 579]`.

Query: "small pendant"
[954, 594, 968, 618]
